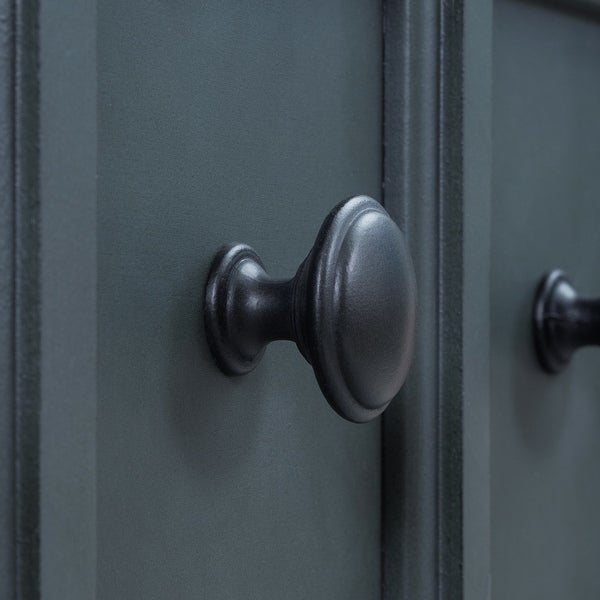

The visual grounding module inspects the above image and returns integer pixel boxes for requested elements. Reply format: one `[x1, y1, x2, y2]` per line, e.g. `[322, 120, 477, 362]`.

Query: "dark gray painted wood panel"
[8, 1, 42, 597]
[492, 1, 600, 597]
[97, 1, 382, 598]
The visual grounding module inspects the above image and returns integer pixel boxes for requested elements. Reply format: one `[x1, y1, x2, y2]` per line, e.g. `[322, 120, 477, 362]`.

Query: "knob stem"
[205, 244, 297, 375]
[233, 264, 296, 347]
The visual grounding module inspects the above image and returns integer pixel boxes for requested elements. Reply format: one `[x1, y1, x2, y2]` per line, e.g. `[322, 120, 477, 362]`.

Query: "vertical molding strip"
[383, 0, 492, 598]
[0, 0, 17, 597]
[383, 1, 447, 596]
[13, 0, 41, 598]
[437, 1, 465, 596]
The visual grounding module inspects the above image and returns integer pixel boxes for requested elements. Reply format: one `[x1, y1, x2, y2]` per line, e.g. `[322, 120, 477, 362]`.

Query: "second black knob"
[533, 269, 600, 373]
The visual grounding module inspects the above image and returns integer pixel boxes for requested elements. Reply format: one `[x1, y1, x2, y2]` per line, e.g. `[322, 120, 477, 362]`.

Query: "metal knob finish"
[204, 195, 417, 423]
[533, 269, 600, 373]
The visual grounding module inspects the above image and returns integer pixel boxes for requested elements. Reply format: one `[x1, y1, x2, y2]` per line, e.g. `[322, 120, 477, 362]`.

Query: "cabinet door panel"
[97, 2, 382, 598]
[492, 2, 600, 597]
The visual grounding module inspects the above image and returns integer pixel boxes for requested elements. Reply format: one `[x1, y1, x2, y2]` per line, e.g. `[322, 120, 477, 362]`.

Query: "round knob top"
[204, 196, 417, 423]
[296, 196, 416, 421]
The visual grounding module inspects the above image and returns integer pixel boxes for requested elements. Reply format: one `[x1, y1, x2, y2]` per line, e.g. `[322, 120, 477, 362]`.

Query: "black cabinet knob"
[533, 269, 600, 373]
[204, 196, 417, 423]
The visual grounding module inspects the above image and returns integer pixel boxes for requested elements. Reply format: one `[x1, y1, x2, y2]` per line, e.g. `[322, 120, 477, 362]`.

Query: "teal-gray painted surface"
[97, 1, 382, 598]
[492, 1, 600, 597]
[462, 1, 493, 597]
[39, 0, 97, 598]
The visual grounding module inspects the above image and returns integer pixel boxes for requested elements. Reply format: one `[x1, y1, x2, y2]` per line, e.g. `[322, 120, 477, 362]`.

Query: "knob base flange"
[204, 244, 267, 376]
[533, 270, 572, 374]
